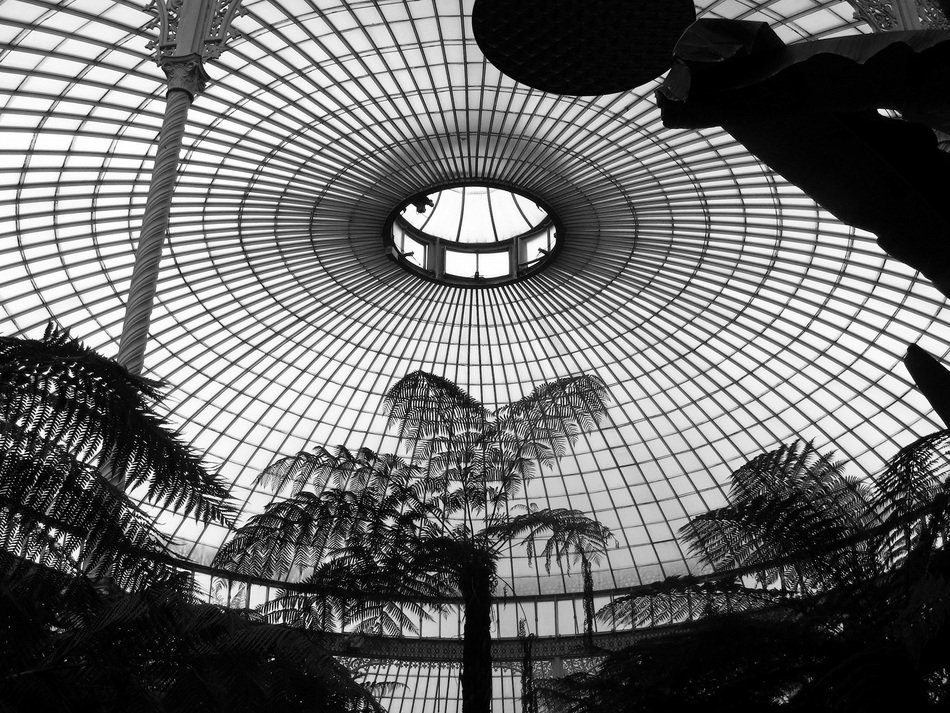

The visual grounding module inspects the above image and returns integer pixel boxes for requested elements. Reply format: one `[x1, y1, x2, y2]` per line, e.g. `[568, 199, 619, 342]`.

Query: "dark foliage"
[545, 435, 950, 713]
[540, 613, 836, 713]
[0, 326, 377, 712]
[0, 325, 234, 588]
[0, 551, 381, 713]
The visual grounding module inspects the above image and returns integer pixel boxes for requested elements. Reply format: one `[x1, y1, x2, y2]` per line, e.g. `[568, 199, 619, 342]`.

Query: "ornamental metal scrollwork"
[919, 0, 950, 26]
[204, 0, 246, 59]
[144, 0, 244, 68]
[145, 0, 185, 61]
[849, 0, 949, 29]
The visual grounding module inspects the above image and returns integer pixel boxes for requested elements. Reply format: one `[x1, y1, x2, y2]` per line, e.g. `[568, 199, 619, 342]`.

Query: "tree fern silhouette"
[0, 326, 378, 712]
[679, 440, 879, 593]
[215, 371, 614, 713]
[0, 324, 234, 588]
[578, 435, 950, 712]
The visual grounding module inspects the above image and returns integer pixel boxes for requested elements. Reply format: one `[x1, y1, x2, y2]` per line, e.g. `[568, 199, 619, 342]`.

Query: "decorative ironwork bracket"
[144, 0, 244, 96]
[849, 0, 949, 30]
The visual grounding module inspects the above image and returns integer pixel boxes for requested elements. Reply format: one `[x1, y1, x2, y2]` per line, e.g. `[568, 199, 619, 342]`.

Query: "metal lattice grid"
[2, 0, 949, 709]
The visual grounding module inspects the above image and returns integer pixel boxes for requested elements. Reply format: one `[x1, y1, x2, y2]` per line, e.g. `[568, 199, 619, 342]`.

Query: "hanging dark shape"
[905, 344, 950, 428]
[472, 0, 695, 95]
[657, 19, 950, 299]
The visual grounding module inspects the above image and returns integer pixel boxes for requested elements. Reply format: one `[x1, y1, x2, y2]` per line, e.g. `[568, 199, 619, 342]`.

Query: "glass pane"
[521, 231, 550, 265]
[443, 249, 476, 278]
[400, 233, 427, 269]
[478, 250, 510, 279]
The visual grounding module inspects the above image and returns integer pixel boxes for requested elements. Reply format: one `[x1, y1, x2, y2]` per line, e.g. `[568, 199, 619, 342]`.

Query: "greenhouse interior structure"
[4, 0, 950, 711]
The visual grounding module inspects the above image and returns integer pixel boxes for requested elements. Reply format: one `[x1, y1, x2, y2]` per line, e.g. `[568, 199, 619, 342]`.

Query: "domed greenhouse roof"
[2, 0, 949, 710]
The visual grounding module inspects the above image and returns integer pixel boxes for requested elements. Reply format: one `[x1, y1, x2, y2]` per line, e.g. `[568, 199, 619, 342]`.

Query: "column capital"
[145, 0, 243, 96]
[161, 54, 211, 99]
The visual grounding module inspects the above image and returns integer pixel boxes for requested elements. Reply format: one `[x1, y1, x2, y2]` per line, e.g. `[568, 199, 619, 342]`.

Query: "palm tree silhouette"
[679, 440, 879, 594]
[215, 370, 614, 713]
[581, 435, 950, 713]
[0, 325, 381, 711]
[0, 323, 233, 588]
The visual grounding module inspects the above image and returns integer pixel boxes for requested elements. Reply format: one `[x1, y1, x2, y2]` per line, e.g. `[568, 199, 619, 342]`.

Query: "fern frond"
[681, 440, 879, 591]
[384, 370, 489, 449]
[0, 326, 234, 526]
[597, 577, 785, 628]
[482, 507, 613, 572]
[875, 429, 950, 517]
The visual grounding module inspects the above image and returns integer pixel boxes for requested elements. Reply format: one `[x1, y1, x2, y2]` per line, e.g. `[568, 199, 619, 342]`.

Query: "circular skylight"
[388, 185, 559, 285]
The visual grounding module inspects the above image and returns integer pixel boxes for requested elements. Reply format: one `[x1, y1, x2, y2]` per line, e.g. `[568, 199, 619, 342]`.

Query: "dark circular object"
[472, 0, 696, 96]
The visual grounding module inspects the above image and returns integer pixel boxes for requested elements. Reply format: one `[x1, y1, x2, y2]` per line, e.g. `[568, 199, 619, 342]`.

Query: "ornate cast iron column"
[115, 0, 242, 374]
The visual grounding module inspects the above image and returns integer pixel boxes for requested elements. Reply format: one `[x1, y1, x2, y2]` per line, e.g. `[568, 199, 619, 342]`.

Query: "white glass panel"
[443, 249, 476, 277]
[477, 250, 510, 279]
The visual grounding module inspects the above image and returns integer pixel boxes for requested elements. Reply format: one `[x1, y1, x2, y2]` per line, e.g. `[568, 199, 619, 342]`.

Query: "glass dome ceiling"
[2, 1, 950, 706]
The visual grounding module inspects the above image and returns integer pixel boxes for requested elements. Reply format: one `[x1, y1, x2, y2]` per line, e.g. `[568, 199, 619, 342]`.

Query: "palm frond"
[259, 555, 449, 636]
[504, 374, 610, 428]
[258, 446, 334, 496]
[497, 374, 609, 455]
[483, 375, 610, 499]
[875, 429, 950, 518]
[482, 507, 613, 572]
[214, 491, 354, 578]
[216, 447, 455, 634]
[0, 325, 234, 526]
[681, 440, 878, 590]
[868, 430, 950, 572]
[384, 370, 489, 450]
[216, 446, 431, 579]
[0, 418, 185, 589]
[362, 679, 406, 700]
[597, 577, 786, 629]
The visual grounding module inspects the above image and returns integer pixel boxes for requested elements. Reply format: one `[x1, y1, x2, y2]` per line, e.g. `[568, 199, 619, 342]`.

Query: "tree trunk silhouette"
[460, 555, 494, 713]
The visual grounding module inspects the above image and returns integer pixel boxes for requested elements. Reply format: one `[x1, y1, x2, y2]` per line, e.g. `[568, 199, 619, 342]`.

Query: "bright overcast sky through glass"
[401, 186, 548, 243]
[2, 0, 949, 710]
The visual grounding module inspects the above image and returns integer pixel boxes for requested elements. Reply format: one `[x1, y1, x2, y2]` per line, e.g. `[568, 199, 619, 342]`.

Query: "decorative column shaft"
[116, 0, 242, 374]
[116, 83, 195, 374]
